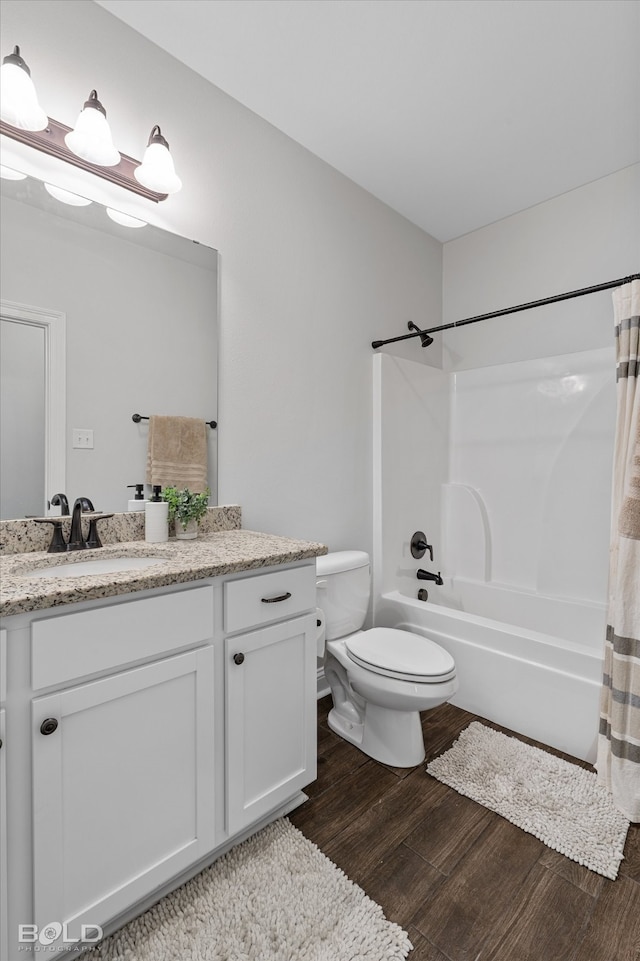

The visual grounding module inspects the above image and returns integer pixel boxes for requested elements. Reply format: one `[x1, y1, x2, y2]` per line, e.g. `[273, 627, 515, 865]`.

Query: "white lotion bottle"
[145, 485, 168, 543]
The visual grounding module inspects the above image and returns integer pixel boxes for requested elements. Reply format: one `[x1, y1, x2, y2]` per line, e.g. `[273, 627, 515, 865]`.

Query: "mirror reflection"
[0, 173, 218, 519]
[1, 315, 45, 517]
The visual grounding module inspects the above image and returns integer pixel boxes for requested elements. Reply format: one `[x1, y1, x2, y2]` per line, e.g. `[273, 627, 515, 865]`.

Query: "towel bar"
[132, 413, 217, 429]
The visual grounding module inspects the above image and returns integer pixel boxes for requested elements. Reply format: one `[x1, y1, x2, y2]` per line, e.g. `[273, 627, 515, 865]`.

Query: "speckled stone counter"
[0, 529, 328, 617]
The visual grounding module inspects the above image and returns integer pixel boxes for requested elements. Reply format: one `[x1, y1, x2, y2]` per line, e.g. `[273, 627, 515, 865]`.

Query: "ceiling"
[97, 0, 639, 242]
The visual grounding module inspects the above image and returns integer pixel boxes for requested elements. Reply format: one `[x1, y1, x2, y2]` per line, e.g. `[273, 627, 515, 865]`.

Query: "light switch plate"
[72, 428, 94, 449]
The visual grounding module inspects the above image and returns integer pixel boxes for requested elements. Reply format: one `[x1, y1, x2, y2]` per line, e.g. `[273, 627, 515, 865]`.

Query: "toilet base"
[327, 702, 426, 767]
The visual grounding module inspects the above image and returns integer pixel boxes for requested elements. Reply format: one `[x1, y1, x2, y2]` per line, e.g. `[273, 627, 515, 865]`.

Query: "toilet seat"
[345, 628, 456, 683]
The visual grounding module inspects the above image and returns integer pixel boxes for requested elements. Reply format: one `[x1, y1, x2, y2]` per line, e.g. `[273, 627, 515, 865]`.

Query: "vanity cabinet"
[0, 558, 318, 960]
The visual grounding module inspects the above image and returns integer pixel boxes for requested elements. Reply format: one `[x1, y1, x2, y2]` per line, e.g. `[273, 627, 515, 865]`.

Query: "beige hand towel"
[145, 415, 208, 492]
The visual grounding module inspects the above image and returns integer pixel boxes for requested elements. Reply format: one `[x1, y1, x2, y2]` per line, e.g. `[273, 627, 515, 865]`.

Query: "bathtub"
[375, 582, 606, 763]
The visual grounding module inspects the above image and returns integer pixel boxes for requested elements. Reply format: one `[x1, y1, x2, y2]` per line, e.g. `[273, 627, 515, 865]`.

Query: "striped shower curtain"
[596, 278, 640, 822]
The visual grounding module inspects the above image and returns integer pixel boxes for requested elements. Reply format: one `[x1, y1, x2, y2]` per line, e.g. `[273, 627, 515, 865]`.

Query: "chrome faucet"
[417, 569, 443, 586]
[67, 497, 95, 551]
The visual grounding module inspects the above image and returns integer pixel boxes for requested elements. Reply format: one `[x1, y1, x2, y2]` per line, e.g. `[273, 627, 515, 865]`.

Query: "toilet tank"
[316, 551, 370, 640]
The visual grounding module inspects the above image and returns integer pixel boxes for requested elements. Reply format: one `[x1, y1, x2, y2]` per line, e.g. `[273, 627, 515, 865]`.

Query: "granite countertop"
[0, 530, 328, 617]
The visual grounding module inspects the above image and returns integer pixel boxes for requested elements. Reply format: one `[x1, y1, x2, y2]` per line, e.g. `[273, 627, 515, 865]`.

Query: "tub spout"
[417, 569, 443, 586]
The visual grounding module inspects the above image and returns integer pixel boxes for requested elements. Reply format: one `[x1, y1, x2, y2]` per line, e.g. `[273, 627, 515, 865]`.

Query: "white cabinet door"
[32, 647, 215, 940]
[225, 614, 316, 836]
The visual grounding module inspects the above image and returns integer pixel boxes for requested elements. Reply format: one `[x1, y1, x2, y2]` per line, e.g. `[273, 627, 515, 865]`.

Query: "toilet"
[317, 550, 457, 767]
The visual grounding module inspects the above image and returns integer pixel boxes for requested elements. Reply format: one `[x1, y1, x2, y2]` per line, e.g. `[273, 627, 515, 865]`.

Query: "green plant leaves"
[161, 486, 210, 530]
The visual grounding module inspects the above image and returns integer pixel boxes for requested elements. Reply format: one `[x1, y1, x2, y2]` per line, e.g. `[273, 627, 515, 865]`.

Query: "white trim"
[1, 299, 66, 515]
[317, 666, 330, 699]
[371, 353, 383, 619]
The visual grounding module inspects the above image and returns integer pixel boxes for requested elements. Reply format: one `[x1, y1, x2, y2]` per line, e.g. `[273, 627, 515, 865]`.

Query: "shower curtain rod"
[371, 273, 640, 349]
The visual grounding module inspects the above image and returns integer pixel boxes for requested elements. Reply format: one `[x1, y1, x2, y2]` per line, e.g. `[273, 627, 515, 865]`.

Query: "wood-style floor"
[290, 696, 640, 961]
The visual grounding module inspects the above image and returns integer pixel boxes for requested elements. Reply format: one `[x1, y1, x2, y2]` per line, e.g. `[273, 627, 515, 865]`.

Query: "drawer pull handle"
[261, 592, 292, 604]
[40, 718, 59, 736]
[233, 653, 245, 665]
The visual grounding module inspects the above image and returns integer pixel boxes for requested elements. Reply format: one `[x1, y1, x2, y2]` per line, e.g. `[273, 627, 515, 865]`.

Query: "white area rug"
[83, 818, 411, 960]
[427, 722, 630, 880]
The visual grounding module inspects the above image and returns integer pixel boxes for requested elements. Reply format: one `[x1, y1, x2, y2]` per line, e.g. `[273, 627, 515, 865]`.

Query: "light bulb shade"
[106, 208, 147, 228]
[64, 90, 120, 167]
[134, 125, 182, 194]
[0, 46, 47, 131]
[44, 183, 92, 206]
[0, 165, 27, 180]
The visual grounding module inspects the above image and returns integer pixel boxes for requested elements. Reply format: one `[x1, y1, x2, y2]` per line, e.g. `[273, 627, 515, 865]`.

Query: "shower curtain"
[596, 278, 640, 822]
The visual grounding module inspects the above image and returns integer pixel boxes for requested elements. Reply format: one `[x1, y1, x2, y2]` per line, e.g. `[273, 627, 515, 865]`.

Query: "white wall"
[442, 165, 639, 369]
[1, 0, 441, 553]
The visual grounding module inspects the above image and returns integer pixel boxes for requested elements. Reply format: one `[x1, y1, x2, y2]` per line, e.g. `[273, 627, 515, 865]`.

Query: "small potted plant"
[162, 486, 210, 540]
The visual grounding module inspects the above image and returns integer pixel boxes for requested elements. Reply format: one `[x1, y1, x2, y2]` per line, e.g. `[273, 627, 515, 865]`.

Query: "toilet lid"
[345, 628, 456, 683]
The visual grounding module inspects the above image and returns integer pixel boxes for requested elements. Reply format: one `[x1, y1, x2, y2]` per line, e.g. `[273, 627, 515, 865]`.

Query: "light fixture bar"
[0, 116, 168, 202]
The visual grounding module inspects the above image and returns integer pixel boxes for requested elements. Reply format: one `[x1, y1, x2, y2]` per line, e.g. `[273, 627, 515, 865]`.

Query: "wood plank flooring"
[290, 697, 640, 961]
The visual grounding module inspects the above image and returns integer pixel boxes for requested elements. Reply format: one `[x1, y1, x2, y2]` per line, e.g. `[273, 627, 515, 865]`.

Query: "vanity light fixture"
[0, 45, 182, 203]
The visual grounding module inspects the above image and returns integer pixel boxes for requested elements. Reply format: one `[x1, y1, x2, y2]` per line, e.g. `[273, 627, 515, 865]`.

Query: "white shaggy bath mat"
[82, 817, 411, 961]
[427, 722, 630, 880]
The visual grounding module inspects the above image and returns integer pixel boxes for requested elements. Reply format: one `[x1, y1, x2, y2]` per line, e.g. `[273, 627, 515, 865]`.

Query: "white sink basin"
[26, 556, 169, 579]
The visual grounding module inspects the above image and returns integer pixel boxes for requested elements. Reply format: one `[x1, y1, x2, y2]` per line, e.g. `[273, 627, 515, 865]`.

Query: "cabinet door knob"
[233, 652, 245, 665]
[260, 591, 292, 604]
[40, 718, 59, 736]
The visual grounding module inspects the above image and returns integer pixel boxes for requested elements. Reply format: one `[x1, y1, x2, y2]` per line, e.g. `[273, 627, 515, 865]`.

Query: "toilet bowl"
[317, 551, 458, 767]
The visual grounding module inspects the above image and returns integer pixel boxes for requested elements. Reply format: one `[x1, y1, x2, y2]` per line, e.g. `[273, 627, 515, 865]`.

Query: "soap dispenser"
[127, 484, 147, 511]
[145, 486, 168, 543]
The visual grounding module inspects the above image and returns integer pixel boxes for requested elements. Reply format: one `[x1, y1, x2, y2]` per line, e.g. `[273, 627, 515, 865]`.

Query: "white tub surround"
[373, 346, 614, 765]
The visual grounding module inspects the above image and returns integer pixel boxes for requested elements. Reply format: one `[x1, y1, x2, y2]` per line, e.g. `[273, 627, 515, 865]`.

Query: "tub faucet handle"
[411, 531, 433, 561]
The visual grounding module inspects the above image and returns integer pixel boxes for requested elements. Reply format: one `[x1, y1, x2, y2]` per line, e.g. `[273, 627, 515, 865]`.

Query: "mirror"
[0, 173, 218, 519]
[1, 300, 65, 519]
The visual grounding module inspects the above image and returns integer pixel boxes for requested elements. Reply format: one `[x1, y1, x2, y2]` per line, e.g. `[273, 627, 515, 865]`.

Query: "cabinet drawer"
[224, 565, 316, 634]
[31, 585, 214, 690]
